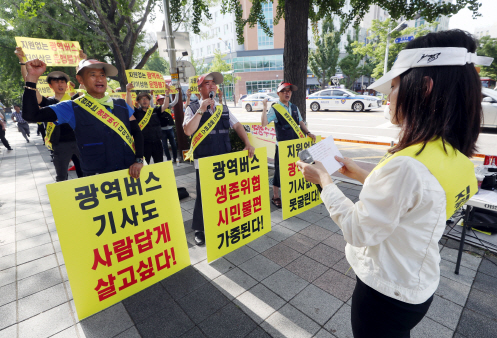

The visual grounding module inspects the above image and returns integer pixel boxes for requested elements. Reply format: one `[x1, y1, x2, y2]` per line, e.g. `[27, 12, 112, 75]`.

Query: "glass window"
[257, 2, 274, 49]
[320, 90, 332, 96]
[332, 90, 346, 96]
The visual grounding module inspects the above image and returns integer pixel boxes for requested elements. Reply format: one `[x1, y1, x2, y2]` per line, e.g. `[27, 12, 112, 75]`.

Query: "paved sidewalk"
[1, 124, 496, 338]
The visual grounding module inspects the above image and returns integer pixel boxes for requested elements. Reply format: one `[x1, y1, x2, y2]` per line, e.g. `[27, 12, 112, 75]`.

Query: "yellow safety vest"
[370, 138, 477, 220]
[272, 103, 305, 139]
[138, 107, 153, 131]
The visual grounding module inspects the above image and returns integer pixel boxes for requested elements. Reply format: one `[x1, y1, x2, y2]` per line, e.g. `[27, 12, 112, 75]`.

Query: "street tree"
[351, 19, 434, 80]
[218, 0, 481, 120]
[308, 17, 342, 89]
[339, 28, 362, 90]
[12, 0, 212, 89]
[477, 36, 497, 80]
[143, 51, 170, 75]
[208, 50, 240, 87]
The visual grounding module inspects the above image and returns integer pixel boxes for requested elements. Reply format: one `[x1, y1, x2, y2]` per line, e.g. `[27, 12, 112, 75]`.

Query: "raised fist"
[25, 59, 47, 80]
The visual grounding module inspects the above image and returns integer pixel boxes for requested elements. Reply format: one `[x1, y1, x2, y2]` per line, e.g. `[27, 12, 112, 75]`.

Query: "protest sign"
[279, 136, 322, 220]
[46, 162, 190, 319]
[199, 148, 271, 262]
[15, 37, 81, 67]
[37, 76, 55, 96]
[189, 76, 199, 94]
[125, 70, 167, 94]
[240, 122, 277, 162]
[109, 92, 137, 107]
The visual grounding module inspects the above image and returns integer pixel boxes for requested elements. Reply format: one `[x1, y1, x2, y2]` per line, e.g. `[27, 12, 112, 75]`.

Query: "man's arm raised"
[22, 59, 58, 122]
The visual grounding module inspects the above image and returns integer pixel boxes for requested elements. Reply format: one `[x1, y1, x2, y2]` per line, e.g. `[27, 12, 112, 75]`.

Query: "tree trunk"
[284, 0, 310, 121]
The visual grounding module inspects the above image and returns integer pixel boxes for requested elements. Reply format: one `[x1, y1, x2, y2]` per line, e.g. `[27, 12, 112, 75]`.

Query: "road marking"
[375, 122, 394, 129]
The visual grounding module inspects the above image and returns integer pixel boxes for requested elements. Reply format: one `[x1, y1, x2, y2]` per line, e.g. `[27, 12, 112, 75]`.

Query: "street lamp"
[219, 37, 234, 106]
[383, 21, 408, 76]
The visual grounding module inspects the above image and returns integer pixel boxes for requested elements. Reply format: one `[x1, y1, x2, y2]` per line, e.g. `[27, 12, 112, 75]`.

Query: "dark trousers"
[192, 169, 204, 231]
[18, 122, 30, 141]
[144, 140, 164, 164]
[161, 128, 177, 161]
[0, 129, 11, 149]
[273, 145, 280, 188]
[351, 277, 433, 338]
[37, 124, 46, 141]
[53, 141, 83, 181]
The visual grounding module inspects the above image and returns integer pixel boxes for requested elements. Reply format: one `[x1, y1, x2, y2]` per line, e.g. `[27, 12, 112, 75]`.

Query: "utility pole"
[162, 0, 187, 161]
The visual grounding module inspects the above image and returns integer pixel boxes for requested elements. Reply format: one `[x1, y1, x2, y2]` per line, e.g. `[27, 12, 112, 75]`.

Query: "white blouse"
[321, 156, 446, 304]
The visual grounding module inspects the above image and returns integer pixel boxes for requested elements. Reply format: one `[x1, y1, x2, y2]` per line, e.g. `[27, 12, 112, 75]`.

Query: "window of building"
[257, 2, 274, 49]
[246, 80, 281, 94]
[207, 46, 211, 55]
[232, 55, 283, 72]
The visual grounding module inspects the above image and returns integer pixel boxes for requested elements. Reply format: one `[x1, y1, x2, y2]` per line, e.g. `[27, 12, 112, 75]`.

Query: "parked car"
[482, 88, 497, 128]
[241, 93, 279, 112]
[306, 88, 382, 112]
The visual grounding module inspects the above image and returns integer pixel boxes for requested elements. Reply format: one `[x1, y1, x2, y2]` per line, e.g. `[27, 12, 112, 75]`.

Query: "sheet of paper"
[472, 189, 497, 205]
[307, 136, 344, 175]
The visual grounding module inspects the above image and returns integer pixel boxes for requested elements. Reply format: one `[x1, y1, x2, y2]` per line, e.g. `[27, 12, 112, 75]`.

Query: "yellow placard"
[109, 92, 137, 107]
[38, 76, 55, 96]
[199, 148, 272, 262]
[125, 70, 166, 93]
[15, 37, 81, 67]
[241, 122, 277, 162]
[46, 162, 190, 319]
[279, 136, 322, 220]
[189, 76, 199, 94]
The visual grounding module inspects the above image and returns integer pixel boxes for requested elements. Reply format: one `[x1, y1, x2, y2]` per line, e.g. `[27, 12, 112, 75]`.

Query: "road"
[229, 105, 497, 160]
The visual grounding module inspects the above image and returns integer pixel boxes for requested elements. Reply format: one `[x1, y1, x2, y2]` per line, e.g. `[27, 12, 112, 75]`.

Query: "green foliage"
[478, 36, 497, 79]
[143, 51, 170, 75]
[190, 51, 209, 75]
[308, 17, 342, 88]
[351, 19, 434, 79]
[339, 28, 362, 89]
[208, 50, 240, 86]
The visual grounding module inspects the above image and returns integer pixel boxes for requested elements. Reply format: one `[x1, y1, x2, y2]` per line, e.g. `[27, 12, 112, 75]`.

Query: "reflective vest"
[72, 98, 135, 174]
[274, 102, 300, 142]
[188, 101, 231, 160]
[370, 138, 477, 220]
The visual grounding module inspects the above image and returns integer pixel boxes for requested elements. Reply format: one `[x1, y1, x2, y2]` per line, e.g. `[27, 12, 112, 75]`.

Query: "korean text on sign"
[46, 162, 190, 320]
[241, 122, 277, 161]
[199, 148, 271, 262]
[125, 70, 166, 93]
[189, 76, 199, 94]
[15, 37, 81, 67]
[109, 92, 137, 107]
[279, 136, 322, 220]
[37, 76, 55, 96]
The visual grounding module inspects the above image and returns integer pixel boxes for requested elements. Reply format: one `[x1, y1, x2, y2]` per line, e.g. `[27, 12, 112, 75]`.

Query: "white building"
[475, 23, 497, 39]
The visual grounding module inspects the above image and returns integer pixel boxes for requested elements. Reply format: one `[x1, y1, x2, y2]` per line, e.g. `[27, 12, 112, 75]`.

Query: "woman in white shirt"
[297, 29, 491, 338]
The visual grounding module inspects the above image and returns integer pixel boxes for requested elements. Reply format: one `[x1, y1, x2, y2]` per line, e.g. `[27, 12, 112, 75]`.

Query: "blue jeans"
[161, 128, 177, 161]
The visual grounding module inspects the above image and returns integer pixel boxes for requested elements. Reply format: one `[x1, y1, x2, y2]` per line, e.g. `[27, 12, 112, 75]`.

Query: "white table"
[455, 190, 497, 274]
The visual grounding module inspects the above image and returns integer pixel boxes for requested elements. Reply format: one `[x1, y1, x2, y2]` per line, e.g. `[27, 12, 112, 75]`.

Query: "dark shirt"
[133, 106, 163, 142]
[40, 96, 76, 144]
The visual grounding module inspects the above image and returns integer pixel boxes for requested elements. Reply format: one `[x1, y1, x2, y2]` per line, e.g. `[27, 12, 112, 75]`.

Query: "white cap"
[368, 47, 494, 95]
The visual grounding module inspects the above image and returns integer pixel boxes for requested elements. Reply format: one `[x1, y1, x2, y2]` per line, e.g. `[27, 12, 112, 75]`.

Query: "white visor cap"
[368, 47, 494, 95]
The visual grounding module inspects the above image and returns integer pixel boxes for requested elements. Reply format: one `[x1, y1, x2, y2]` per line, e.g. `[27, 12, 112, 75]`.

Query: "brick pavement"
[1, 123, 496, 338]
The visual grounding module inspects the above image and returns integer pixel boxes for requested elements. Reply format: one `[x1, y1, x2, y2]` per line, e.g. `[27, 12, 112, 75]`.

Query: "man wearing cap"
[157, 94, 178, 162]
[11, 104, 31, 143]
[184, 72, 255, 245]
[126, 83, 170, 164]
[261, 81, 316, 208]
[22, 58, 145, 179]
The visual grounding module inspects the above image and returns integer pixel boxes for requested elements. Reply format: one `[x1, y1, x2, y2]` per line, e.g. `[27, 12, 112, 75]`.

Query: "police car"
[241, 93, 279, 112]
[306, 88, 382, 112]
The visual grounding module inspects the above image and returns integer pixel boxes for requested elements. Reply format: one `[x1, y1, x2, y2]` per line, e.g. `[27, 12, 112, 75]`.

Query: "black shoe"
[26, 140, 29, 143]
[194, 231, 205, 245]
[7, 148, 13, 151]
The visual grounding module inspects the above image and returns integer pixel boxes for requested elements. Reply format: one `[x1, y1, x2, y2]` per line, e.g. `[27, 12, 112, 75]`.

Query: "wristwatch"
[196, 108, 204, 116]
[135, 158, 144, 164]
[306, 131, 311, 135]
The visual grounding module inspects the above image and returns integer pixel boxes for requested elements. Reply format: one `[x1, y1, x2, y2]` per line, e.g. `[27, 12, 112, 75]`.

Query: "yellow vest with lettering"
[370, 138, 477, 220]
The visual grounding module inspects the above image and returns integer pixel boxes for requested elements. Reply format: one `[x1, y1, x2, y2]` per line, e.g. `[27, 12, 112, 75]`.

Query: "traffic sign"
[394, 36, 414, 44]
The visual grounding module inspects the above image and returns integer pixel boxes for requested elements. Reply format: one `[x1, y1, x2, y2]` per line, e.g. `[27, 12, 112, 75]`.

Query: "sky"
[448, 0, 497, 33]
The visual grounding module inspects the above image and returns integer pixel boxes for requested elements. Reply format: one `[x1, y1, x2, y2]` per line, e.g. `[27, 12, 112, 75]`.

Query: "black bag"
[177, 187, 189, 200]
[481, 174, 497, 191]
[467, 207, 497, 234]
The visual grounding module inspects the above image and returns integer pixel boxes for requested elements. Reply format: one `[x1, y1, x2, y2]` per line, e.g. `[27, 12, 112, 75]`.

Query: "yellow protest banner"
[279, 136, 322, 220]
[125, 70, 166, 94]
[240, 122, 277, 162]
[189, 76, 199, 94]
[15, 37, 81, 67]
[199, 148, 271, 262]
[46, 162, 190, 320]
[109, 92, 137, 107]
[37, 76, 55, 96]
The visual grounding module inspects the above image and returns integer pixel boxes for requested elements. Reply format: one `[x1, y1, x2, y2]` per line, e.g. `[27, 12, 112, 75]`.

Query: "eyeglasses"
[280, 89, 292, 93]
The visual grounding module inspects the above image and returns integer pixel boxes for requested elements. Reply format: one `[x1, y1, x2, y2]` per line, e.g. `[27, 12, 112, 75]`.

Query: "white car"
[382, 89, 497, 127]
[306, 88, 382, 112]
[482, 88, 497, 128]
[241, 93, 279, 112]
